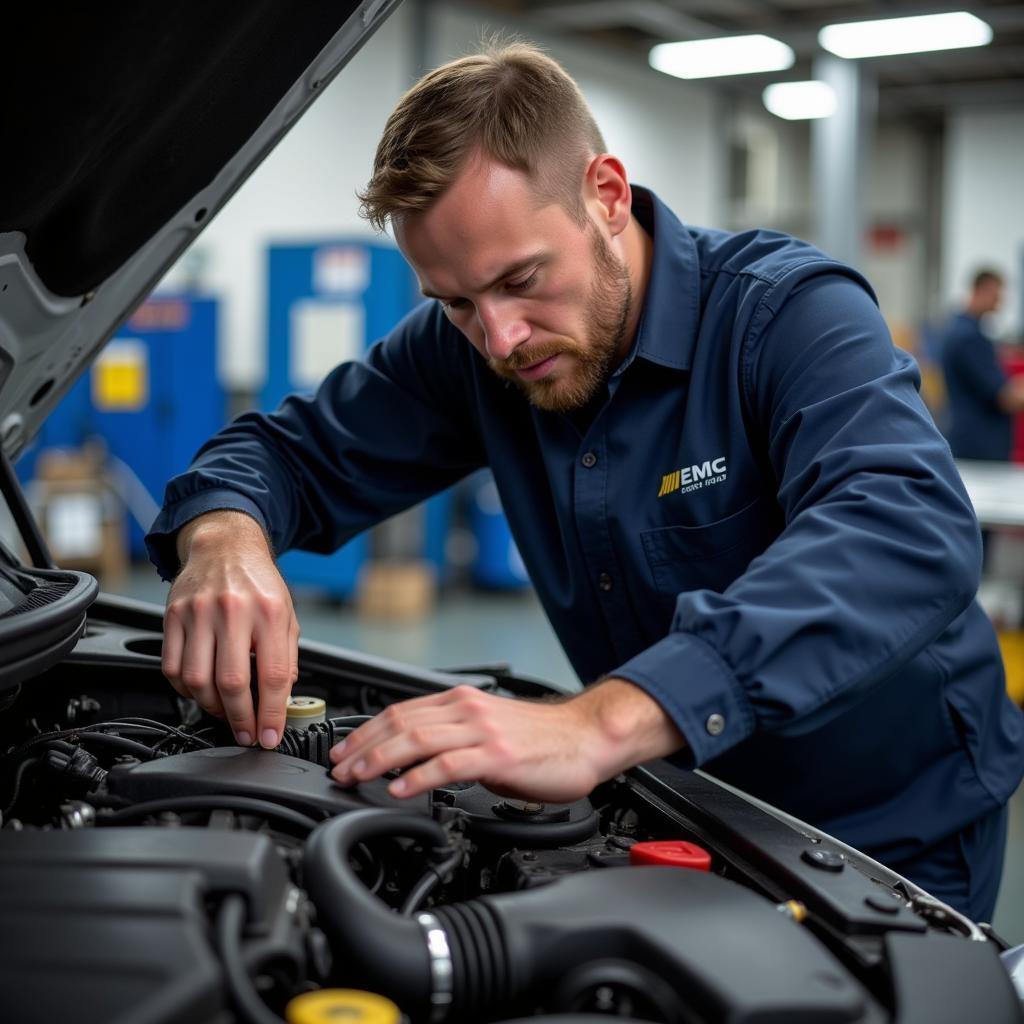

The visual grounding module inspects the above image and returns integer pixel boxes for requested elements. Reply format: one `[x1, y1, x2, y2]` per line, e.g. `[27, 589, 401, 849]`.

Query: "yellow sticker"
[92, 339, 148, 411]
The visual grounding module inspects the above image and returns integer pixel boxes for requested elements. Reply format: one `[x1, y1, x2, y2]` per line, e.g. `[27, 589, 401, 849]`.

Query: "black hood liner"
[4, 2, 363, 298]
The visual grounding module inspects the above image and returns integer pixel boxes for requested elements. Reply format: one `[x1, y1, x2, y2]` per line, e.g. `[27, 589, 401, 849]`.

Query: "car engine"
[1, 598, 1022, 1024]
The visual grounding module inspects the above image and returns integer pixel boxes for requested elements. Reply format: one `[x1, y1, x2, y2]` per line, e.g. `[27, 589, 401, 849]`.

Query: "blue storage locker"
[469, 471, 529, 590]
[264, 241, 450, 598]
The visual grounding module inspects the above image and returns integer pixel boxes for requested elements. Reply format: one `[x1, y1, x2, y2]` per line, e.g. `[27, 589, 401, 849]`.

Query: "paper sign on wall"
[313, 246, 369, 295]
[290, 300, 364, 390]
[46, 494, 103, 558]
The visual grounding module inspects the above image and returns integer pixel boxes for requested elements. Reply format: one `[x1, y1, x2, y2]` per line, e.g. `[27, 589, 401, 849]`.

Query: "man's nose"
[479, 303, 530, 361]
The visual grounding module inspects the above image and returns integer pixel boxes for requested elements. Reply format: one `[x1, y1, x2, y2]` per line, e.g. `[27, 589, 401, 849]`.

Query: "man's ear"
[584, 154, 632, 238]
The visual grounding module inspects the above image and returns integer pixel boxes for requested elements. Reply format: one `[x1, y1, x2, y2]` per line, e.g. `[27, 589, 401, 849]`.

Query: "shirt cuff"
[611, 632, 755, 767]
[145, 490, 269, 581]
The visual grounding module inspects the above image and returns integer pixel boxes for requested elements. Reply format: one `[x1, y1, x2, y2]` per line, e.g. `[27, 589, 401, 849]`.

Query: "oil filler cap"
[286, 695, 327, 730]
[285, 989, 400, 1024]
[629, 840, 712, 871]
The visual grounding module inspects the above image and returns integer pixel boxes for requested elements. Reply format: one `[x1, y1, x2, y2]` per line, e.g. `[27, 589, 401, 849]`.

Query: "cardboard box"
[33, 443, 127, 586]
[357, 559, 436, 623]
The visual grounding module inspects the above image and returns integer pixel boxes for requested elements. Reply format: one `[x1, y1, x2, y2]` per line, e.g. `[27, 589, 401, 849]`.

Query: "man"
[147, 44, 1023, 920]
[941, 268, 1024, 461]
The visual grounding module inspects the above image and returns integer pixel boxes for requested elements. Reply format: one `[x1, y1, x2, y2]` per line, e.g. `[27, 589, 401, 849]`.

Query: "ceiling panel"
[467, 0, 1024, 118]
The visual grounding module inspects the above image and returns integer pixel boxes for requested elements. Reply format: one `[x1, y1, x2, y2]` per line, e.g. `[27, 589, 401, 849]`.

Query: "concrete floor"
[116, 565, 1024, 945]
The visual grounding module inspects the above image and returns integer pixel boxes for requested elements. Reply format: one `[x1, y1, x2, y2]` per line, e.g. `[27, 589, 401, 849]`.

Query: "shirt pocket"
[640, 494, 781, 598]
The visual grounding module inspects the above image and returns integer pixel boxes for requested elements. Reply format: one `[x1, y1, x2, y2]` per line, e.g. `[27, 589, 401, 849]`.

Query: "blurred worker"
[147, 44, 1023, 921]
[941, 268, 1024, 461]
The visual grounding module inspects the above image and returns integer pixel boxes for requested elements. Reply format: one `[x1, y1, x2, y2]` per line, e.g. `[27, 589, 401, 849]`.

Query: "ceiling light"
[649, 35, 795, 80]
[818, 12, 992, 59]
[762, 81, 837, 120]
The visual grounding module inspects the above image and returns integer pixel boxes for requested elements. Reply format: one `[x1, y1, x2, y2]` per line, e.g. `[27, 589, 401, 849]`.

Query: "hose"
[400, 850, 463, 916]
[215, 894, 286, 1024]
[303, 808, 452, 1015]
[98, 795, 321, 834]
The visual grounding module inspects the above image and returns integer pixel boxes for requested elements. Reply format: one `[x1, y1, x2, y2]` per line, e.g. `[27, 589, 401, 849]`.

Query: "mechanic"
[146, 43, 1024, 921]
[940, 267, 1023, 462]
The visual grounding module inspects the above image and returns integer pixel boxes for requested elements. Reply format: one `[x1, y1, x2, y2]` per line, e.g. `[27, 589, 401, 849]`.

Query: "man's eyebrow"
[420, 254, 545, 300]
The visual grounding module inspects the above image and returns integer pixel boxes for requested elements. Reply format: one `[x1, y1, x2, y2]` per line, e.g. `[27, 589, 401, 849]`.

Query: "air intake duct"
[304, 809, 866, 1023]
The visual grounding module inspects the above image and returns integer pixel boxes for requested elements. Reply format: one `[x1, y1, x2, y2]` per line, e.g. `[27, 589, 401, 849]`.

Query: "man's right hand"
[161, 510, 299, 749]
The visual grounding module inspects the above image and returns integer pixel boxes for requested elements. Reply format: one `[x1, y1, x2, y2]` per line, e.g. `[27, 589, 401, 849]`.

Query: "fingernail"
[261, 728, 278, 749]
[353, 759, 366, 776]
[236, 731, 252, 746]
[332, 739, 346, 756]
[390, 778, 407, 796]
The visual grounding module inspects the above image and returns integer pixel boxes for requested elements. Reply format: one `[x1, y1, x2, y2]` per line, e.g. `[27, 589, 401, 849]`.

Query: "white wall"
[863, 123, 931, 340]
[159, 1, 724, 390]
[943, 108, 1024, 340]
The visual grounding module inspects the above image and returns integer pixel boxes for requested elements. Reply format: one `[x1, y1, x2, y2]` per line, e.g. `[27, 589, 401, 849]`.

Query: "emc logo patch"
[658, 457, 727, 498]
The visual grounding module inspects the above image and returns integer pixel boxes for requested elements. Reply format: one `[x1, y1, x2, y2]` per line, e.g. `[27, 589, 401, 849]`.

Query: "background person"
[941, 268, 1024, 461]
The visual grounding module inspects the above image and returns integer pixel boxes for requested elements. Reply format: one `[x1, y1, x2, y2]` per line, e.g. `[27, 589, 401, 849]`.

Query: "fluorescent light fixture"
[819, 12, 992, 59]
[650, 35, 794, 80]
[763, 81, 837, 120]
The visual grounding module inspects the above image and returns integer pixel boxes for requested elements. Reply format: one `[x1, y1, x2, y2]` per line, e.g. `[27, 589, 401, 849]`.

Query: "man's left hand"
[328, 678, 685, 803]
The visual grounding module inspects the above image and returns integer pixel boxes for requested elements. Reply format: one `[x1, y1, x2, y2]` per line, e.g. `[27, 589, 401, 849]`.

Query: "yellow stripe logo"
[657, 470, 681, 498]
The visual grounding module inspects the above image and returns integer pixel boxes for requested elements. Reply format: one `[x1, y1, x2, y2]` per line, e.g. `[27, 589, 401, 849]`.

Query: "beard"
[487, 225, 633, 413]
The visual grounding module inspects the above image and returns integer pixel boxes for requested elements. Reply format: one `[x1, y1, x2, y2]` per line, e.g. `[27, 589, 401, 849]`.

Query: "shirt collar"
[614, 185, 701, 375]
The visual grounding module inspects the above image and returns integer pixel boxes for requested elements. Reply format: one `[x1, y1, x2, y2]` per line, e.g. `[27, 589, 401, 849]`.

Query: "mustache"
[493, 339, 576, 372]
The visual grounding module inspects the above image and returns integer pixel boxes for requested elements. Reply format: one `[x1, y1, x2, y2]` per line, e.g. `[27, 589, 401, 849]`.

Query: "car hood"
[0, 0, 401, 462]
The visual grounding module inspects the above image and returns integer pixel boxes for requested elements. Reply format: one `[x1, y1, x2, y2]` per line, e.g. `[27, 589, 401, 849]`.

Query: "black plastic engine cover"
[106, 746, 431, 819]
[0, 828, 290, 1024]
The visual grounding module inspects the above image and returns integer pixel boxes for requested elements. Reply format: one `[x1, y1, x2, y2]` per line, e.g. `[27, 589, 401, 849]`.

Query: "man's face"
[394, 156, 632, 413]
[979, 279, 1004, 315]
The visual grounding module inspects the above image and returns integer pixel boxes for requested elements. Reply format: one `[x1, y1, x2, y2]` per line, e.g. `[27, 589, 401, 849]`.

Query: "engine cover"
[0, 828, 293, 1024]
[106, 746, 431, 818]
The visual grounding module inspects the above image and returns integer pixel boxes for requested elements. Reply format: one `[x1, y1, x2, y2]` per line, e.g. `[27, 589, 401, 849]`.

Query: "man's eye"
[442, 298, 468, 312]
[507, 271, 537, 292]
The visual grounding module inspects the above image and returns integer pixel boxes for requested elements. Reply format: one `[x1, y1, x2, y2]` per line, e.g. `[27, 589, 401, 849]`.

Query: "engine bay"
[0, 599, 1021, 1024]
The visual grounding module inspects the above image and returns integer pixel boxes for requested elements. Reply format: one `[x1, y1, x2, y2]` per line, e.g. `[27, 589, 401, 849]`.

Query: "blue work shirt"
[147, 187, 1024, 865]
[940, 311, 1013, 461]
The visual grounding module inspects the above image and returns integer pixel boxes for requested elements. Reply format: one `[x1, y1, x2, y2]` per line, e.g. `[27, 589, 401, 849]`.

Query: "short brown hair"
[972, 268, 1003, 292]
[359, 41, 606, 232]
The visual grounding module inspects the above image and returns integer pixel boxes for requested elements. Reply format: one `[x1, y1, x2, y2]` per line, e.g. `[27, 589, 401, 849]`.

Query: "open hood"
[0, 0, 401, 462]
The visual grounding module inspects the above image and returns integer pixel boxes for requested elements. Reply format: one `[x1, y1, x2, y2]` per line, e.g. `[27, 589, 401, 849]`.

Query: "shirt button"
[705, 713, 725, 736]
[581, 451, 598, 468]
[598, 572, 614, 592]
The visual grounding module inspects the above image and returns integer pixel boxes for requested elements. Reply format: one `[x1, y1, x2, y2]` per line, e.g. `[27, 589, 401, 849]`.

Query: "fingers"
[331, 722, 482, 787]
[213, 609, 257, 745]
[326, 686, 604, 805]
[161, 548, 298, 746]
[389, 747, 489, 799]
[253, 605, 298, 749]
[175, 598, 226, 718]
[329, 690, 473, 767]
[161, 611, 189, 699]
[330, 687, 517, 799]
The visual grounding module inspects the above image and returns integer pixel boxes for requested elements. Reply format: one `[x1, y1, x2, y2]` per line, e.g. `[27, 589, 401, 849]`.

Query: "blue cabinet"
[18, 295, 224, 558]
[263, 241, 441, 598]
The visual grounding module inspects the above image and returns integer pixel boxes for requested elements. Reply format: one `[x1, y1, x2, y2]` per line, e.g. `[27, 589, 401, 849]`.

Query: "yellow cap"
[286, 696, 327, 721]
[285, 989, 401, 1024]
